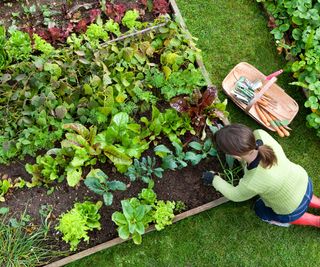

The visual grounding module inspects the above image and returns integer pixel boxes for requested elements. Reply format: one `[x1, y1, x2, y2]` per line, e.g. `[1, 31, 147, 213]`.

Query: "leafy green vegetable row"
[0, 14, 214, 163]
[56, 184, 178, 251]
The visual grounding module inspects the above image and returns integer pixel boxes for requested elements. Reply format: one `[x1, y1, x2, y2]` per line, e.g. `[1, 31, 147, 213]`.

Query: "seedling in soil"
[174, 200, 187, 213]
[154, 142, 188, 170]
[217, 154, 242, 185]
[185, 138, 217, 165]
[0, 179, 12, 202]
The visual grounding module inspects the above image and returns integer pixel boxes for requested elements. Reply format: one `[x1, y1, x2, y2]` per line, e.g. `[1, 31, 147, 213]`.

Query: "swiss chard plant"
[25, 123, 100, 187]
[125, 156, 164, 184]
[60, 123, 101, 187]
[56, 201, 102, 251]
[94, 112, 149, 173]
[84, 168, 127, 206]
[140, 106, 195, 144]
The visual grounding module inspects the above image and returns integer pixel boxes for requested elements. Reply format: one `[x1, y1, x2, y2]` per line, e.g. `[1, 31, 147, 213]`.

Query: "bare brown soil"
[0, 147, 222, 253]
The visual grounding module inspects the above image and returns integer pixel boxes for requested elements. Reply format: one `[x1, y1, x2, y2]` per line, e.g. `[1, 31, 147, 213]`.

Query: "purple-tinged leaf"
[170, 97, 189, 113]
[63, 123, 90, 138]
[199, 86, 218, 110]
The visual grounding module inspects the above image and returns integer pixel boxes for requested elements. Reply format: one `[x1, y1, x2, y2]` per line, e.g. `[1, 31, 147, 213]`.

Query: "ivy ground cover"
[0, 1, 230, 265]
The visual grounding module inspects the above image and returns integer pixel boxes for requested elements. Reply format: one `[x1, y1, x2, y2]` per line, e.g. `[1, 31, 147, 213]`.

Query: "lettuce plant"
[104, 19, 121, 36]
[85, 23, 109, 48]
[145, 66, 206, 101]
[153, 200, 175, 231]
[25, 154, 65, 186]
[139, 186, 175, 230]
[84, 169, 127, 206]
[94, 112, 149, 173]
[140, 106, 194, 144]
[153, 0, 171, 15]
[56, 201, 102, 251]
[33, 34, 55, 56]
[112, 186, 176, 244]
[138, 185, 157, 205]
[0, 26, 9, 70]
[121, 10, 141, 29]
[5, 30, 32, 62]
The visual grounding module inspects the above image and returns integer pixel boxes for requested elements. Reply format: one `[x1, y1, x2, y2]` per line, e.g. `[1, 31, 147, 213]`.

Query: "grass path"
[68, 1, 320, 266]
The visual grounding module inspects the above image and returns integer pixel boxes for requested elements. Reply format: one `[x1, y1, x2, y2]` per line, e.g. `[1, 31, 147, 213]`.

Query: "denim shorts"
[254, 177, 312, 223]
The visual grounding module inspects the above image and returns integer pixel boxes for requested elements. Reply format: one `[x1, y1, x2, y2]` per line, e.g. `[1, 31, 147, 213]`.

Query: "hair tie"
[255, 139, 263, 150]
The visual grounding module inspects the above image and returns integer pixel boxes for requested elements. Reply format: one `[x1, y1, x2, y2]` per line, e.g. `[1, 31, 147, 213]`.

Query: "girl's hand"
[202, 171, 218, 186]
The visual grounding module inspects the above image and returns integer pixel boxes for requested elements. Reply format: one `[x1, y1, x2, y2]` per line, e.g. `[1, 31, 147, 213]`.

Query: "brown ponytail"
[214, 124, 277, 169]
[257, 145, 277, 168]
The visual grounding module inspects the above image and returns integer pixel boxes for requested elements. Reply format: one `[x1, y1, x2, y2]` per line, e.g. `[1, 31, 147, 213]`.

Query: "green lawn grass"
[67, 0, 320, 266]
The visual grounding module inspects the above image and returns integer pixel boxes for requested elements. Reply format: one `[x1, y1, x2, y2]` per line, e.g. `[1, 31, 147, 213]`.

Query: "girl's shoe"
[263, 220, 290, 227]
[291, 212, 320, 227]
[309, 195, 320, 209]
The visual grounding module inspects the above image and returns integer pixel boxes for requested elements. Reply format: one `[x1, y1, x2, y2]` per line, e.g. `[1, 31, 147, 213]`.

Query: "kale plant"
[125, 156, 164, 184]
[84, 169, 127, 206]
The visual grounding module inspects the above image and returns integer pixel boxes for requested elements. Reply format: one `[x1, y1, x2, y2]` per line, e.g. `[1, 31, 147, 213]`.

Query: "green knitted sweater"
[212, 129, 308, 215]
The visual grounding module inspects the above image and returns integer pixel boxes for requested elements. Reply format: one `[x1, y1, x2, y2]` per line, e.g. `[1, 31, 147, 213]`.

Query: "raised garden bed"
[0, 1, 232, 266]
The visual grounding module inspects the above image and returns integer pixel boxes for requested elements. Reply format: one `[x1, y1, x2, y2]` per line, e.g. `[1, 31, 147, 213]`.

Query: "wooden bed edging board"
[169, 0, 230, 126]
[168, 0, 212, 87]
[45, 197, 228, 267]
